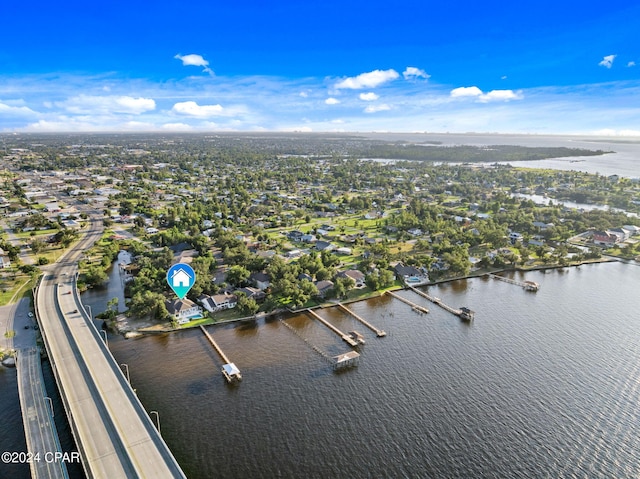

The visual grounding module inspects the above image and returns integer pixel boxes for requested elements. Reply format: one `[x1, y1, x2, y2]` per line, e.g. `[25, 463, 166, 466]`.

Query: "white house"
[199, 293, 238, 313]
[171, 268, 192, 288]
[165, 299, 203, 324]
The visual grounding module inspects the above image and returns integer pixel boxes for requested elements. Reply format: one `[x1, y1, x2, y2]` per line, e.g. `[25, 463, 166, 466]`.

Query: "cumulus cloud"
[478, 89, 522, 102]
[450, 86, 522, 102]
[56, 95, 156, 114]
[359, 92, 379, 101]
[171, 101, 225, 117]
[299, 91, 309, 97]
[364, 104, 391, 113]
[450, 86, 484, 98]
[403, 67, 430, 80]
[335, 69, 399, 89]
[174, 53, 214, 75]
[628, 61, 636, 67]
[599, 54, 616, 68]
[325, 97, 340, 105]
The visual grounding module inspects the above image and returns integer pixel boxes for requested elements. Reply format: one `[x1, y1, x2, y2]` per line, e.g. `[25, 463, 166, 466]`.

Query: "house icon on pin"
[171, 268, 192, 288]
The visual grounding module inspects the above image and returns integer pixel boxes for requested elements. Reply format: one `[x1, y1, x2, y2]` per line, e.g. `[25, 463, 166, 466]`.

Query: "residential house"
[236, 287, 266, 302]
[165, 299, 203, 324]
[393, 263, 428, 285]
[250, 271, 271, 290]
[338, 269, 366, 288]
[199, 293, 238, 313]
[315, 280, 334, 298]
[593, 231, 619, 247]
[315, 241, 334, 252]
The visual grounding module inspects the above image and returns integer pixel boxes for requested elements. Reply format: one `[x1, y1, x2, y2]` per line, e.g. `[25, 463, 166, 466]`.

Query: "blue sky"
[1, 1, 639, 134]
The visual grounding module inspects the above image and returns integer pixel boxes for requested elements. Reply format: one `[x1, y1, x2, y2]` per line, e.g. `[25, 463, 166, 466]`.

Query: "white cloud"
[0, 101, 37, 116]
[56, 95, 156, 114]
[174, 53, 214, 75]
[599, 54, 616, 68]
[628, 61, 636, 67]
[501, 75, 508, 80]
[335, 69, 399, 89]
[171, 101, 225, 117]
[364, 103, 391, 113]
[359, 92, 379, 101]
[450, 86, 483, 98]
[403, 67, 430, 80]
[299, 91, 309, 97]
[325, 97, 340, 105]
[450, 86, 522, 102]
[478, 89, 523, 102]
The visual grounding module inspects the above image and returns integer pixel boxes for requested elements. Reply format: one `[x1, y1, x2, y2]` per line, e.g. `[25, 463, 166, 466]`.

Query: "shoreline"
[118, 256, 619, 335]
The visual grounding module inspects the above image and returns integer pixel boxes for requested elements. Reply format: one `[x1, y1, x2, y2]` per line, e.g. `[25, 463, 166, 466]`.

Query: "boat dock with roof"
[200, 325, 242, 382]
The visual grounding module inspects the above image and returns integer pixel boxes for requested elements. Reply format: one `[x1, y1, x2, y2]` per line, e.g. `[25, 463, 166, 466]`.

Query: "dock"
[337, 304, 386, 337]
[333, 351, 360, 370]
[408, 286, 475, 321]
[305, 309, 358, 347]
[488, 273, 539, 291]
[385, 291, 429, 314]
[200, 326, 242, 382]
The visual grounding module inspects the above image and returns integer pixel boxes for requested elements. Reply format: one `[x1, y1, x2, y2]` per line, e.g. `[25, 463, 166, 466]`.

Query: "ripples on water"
[104, 262, 640, 478]
[3, 262, 640, 478]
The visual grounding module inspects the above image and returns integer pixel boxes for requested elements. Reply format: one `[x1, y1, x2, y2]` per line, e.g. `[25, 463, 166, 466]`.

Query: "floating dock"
[337, 303, 386, 337]
[408, 286, 475, 321]
[385, 291, 429, 314]
[305, 309, 358, 346]
[200, 325, 242, 382]
[488, 274, 540, 291]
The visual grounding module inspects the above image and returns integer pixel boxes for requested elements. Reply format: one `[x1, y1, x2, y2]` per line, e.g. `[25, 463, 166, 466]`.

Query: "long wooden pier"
[488, 273, 539, 291]
[385, 291, 429, 314]
[200, 326, 241, 382]
[408, 286, 459, 315]
[305, 309, 358, 346]
[408, 286, 475, 321]
[337, 304, 386, 337]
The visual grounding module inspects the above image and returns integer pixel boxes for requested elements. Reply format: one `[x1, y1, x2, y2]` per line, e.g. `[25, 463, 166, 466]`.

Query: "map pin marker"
[167, 263, 196, 300]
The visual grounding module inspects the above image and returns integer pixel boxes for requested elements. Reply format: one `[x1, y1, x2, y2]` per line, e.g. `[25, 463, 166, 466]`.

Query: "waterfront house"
[315, 280, 334, 298]
[393, 263, 428, 285]
[165, 299, 203, 324]
[199, 293, 238, 313]
[338, 269, 366, 288]
[593, 231, 619, 247]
